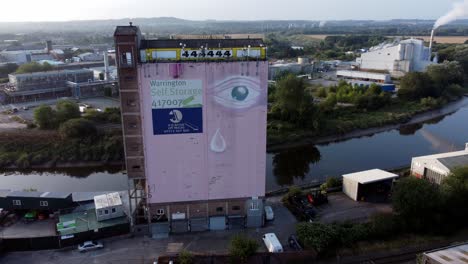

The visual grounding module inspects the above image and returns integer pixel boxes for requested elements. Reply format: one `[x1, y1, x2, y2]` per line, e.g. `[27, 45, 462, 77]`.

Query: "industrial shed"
[0, 191, 73, 211]
[422, 243, 468, 264]
[342, 169, 398, 202]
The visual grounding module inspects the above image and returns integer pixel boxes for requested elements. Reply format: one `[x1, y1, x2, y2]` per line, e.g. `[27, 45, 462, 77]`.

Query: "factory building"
[411, 143, 468, 185]
[356, 38, 436, 76]
[336, 70, 396, 92]
[114, 24, 268, 235]
[269, 57, 313, 80]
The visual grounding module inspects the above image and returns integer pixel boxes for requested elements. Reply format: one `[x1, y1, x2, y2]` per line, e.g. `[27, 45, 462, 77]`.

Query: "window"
[121, 52, 133, 67]
[232, 206, 241, 211]
[156, 209, 165, 215]
[13, 200, 21, 206]
[40, 201, 48, 207]
[216, 207, 224, 212]
[127, 99, 136, 107]
[112, 208, 116, 213]
[104, 210, 109, 215]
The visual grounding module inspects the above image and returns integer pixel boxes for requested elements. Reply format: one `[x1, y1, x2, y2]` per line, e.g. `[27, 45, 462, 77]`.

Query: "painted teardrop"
[210, 128, 227, 153]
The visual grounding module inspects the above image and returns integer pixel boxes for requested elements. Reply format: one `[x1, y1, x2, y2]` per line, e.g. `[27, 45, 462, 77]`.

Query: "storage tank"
[404, 44, 414, 60]
[298, 57, 309, 65]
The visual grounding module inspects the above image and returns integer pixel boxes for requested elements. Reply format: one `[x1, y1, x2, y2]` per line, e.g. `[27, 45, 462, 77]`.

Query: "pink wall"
[139, 61, 268, 204]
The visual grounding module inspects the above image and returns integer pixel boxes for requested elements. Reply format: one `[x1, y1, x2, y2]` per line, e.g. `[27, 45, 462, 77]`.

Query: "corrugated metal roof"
[438, 154, 468, 171]
[343, 169, 398, 184]
[7, 191, 71, 199]
[424, 243, 468, 264]
[94, 192, 122, 209]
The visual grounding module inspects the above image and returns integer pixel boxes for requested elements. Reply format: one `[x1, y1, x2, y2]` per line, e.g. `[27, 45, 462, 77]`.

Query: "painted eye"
[212, 77, 262, 110]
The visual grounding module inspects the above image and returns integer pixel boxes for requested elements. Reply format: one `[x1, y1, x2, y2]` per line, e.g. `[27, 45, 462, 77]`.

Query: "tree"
[58, 118, 97, 139]
[426, 61, 464, 97]
[398, 72, 433, 101]
[56, 100, 81, 124]
[392, 177, 442, 232]
[229, 235, 258, 263]
[15, 62, 54, 74]
[440, 166, 468, 229]
[33, 105, 57, 129]
[0, 63, 18, 76]
[272, 74, 317, 128]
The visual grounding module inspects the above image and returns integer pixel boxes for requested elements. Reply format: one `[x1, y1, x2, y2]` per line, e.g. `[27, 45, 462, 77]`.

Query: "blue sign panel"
[152, 108, 203, 135]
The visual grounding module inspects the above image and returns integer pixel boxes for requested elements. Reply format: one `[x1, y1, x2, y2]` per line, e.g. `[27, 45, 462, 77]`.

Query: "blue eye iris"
[231, 86, 249, 101]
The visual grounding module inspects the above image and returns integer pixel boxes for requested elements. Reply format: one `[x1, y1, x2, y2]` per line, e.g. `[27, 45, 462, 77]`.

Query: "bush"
[178, 250, 194, 264]
[282, 186, 302, 205]
[335, 222, 370, 246]
[368, 213, 399, 239]
[229, 235, 259, 263]
[420, 97, 439, 108]
[34, 105, 57, 129]
[321, 177, 342, 191]
[59, 118, 97, 139]
[16, 153, 30, 168]
[296, 222, 338, 253]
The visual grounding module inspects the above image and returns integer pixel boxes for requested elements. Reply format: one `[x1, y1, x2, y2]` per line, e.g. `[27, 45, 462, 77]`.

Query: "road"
[0, 197, 297, 264]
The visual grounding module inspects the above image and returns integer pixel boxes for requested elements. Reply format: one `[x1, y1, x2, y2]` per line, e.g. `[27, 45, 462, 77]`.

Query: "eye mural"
[211, 76, 263, 110]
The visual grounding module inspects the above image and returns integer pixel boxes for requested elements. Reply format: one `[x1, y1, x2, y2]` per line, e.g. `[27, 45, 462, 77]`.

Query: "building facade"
[114, 25, 268, 233]
[411, 143, 468, 185]
[356, 39, 435, 76]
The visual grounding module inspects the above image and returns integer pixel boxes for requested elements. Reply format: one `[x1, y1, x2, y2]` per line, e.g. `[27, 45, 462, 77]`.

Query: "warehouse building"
[411, 143, 468, 185]
[356, 38, 436, 76]
[336, 70, 396, 92]
[114, 24, 268, 235]
[0, 191, 73, 211]
[343, 169, 398, 202]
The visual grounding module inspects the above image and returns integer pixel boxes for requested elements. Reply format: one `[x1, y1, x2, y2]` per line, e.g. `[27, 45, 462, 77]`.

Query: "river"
[1, 98, 468, 193]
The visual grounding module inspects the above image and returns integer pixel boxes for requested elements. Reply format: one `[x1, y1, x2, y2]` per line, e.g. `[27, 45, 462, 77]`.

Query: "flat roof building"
[422, 243, 468, 264]
[114, 24, 268, 234]
[411, 143, 468, 184]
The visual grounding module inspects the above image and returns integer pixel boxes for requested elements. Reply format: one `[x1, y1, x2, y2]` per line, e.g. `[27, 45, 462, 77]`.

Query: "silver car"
[78, 240, 103, 252]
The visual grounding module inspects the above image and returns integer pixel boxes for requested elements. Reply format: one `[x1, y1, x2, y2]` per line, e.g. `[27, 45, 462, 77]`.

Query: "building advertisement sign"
[150, 80, 203, 135]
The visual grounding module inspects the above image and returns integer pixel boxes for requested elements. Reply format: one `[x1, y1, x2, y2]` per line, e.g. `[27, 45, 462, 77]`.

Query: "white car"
[262, 233, 283, 253]
[264, 206, 274, 221]
[78, 240, 103, 252]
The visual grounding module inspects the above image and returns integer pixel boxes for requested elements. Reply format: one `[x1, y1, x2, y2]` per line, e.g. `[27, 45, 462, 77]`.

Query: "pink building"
[114, 25, 268, 233]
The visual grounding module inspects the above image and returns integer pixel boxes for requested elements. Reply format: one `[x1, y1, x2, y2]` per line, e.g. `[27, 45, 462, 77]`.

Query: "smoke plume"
[434, 0, 468, 29]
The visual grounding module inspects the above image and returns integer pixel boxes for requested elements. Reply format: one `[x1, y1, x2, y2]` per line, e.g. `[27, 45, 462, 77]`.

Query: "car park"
[78, 241, 104, 252]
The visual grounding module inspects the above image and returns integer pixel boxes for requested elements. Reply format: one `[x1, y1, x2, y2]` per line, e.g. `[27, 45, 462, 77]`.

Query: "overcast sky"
[0, 0, 456, 22]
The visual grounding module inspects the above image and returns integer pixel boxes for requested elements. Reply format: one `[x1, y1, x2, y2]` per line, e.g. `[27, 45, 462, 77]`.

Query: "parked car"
[23, 211, 37, 223]
[262, 233, 283, 253]
[264, 206, 274, 221]
[22, 106, 29, 110]
[288, 235, 303, 251]
[78, 241, 104, 252]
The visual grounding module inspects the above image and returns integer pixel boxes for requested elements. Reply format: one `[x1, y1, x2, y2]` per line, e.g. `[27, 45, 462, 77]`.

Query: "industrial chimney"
[429, 30, 435, 51]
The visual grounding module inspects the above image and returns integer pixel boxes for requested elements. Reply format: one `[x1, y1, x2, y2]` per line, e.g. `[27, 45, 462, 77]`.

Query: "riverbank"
[0, 161, 123, 170]
[267, 97, 468, 152]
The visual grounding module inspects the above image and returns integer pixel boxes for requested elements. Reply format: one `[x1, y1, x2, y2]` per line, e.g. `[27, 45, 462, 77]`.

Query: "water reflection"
[0, 165, 124, 178]
[399, 123, 423, 135]
[273, 145, 321, 186]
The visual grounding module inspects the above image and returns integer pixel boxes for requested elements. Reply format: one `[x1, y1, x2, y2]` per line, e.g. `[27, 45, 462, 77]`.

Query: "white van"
[262, 233, 283, 253]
